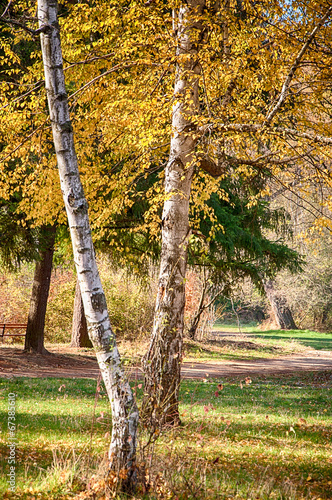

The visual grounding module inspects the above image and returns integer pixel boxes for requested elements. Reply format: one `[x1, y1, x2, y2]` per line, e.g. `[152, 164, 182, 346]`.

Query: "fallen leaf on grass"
[298, 418, 307, 425]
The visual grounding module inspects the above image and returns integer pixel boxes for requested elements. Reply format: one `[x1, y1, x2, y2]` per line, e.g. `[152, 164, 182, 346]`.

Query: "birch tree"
[141, 0, 332, 424]
[37, 0, 138, 489]
[142, 0, 206, 426]
[2, 0, 332, 428]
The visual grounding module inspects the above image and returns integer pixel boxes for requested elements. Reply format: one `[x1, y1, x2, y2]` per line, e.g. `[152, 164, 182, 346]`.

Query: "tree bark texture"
[142, 1, 205, 427]
[71, 278, 93, 348]
[263, 279, 298, 330]
[24, 226, 56, 354]
[38, 0, 138, 487]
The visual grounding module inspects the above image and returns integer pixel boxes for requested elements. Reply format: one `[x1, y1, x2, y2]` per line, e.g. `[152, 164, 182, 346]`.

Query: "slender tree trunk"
[70, 278, 93, 348]
[38, 0, 138, 488]
[263, 279, 298, 330]
[24, 226, 56, 354]
[187, 275, 208, 340]
[142, 1, 205, 427]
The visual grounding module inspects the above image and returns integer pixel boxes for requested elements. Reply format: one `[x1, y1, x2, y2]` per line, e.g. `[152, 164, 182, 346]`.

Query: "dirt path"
[182, 351, 332, 378]
[0, 346, 331, 380]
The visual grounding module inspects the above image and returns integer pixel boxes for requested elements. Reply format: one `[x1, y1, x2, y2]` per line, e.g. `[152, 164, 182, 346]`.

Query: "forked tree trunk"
[25, 226, 56, 354]
[38, 0, 138, 488]
[70, 278, 93, 348]
[142, 0, 205, 427]
[263, 279, 298, 330]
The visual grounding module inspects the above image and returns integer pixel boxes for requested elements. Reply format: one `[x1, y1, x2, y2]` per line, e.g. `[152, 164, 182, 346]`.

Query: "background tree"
[186, 172, 302, 338]
[24, 225, 57, 353]
[70, 277, 92, 348]
[0, 198, 57, 353]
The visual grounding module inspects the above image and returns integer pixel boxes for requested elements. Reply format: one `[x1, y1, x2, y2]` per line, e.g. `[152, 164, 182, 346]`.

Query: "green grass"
[0, 373, 332, 499]
[212, 323, 332, 351]
[251, 330, 332, 351]
[0, 378, 112, 499]
[183, 336, 306, 362]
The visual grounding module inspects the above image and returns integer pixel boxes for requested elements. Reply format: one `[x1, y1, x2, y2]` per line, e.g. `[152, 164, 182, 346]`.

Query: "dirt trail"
[0, 346, 331, 380]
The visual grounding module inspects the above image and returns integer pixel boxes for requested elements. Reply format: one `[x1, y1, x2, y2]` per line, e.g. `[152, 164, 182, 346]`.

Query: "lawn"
[250, 330, 332, 351]
[211, 323, 332, 352]
[0, 372, 331, 499]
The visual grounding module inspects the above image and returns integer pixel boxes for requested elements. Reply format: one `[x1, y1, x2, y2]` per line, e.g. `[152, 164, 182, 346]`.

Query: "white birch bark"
[143, 0, 205, 426]
[37, 0, 138, 484]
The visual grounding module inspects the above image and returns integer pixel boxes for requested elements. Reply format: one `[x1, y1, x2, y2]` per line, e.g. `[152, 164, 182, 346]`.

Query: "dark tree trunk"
[25, 226, 56, 354]
[187, 315, 201, 340]
[263, 279, 298, 330]
[70, 278, 92, 348]
[187, 279, 207, 340]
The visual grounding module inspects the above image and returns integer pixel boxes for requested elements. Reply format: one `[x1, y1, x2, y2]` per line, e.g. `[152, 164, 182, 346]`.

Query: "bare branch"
[205, 122, 332, 146]
[0, 121, 49, 164]
[68, 62, 136, 101]
[63, 53, 115, 70]
[150, 61, 171, 96]
[0, 81, 44, 112]
[230, 151, 301, 167]
[0, 17, 52, 36]
[1, 1, 13, 18]
[272, 126, 332, 145]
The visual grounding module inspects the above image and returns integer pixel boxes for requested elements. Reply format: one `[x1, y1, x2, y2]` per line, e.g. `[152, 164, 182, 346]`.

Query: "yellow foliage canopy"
[0, 0, 332, 248]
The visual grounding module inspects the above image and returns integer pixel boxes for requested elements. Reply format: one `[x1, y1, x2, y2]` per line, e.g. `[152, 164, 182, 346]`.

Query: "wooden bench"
[0, 323, 26, 341]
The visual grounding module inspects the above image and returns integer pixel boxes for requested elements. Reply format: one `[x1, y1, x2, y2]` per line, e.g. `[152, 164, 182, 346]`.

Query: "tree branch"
[1, 1, 13, 18]
[204, 122, 332, 146]
[0, 17, 52, 36]
[264, 5, 332, 125]
[198, 149, 307, 178]
[198, 154, 225, 177]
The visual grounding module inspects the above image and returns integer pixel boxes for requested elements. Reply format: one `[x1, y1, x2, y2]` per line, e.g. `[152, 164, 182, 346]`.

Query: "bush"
[45, 269, 76, 343]
[0, 260, 156, 344]
[99, 260, 156, 341]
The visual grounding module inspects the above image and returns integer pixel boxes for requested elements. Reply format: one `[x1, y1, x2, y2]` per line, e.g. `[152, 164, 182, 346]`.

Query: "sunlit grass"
[212, 323, 332, 351]
[0, 372, 331, 499]
[183, 336, 306, 363]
